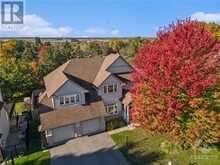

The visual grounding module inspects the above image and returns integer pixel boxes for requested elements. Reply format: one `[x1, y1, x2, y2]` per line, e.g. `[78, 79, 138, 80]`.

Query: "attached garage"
[50, 125, 75, 145]
[45, 118, 105, 146]
[82, 118, 105, 135]
[40, 101, 107, 146]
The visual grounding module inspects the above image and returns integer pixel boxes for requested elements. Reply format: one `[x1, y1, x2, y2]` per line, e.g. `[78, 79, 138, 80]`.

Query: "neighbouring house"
[0, 89, 27, 162]
[0, 89, 10, 149]
[0, 89, 10, 162]
[38, 53, 133, 146]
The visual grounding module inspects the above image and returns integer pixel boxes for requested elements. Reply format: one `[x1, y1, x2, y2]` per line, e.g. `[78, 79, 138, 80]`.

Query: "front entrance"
[74, 123, 82, 137]
[122, 103, 132, 124]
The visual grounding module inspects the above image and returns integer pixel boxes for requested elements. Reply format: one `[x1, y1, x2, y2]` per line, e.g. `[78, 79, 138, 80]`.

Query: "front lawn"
[111, 128, 220, 165]
[10, 151, 50, 165]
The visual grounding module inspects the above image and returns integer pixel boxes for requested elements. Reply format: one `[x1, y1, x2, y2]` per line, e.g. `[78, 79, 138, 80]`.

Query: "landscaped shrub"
[106, 117, 126, 131]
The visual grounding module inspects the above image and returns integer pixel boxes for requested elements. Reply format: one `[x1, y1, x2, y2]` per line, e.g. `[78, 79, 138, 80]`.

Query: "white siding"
[53, 80, 87, 109]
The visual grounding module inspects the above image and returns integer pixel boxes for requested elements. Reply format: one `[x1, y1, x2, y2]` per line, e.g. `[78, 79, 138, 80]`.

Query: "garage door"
[82, 118, 100, 135]
[53, 125, 74, 143]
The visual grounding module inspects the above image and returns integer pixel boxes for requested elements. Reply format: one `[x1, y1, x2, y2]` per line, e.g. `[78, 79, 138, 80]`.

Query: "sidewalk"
[107, 125, 135, 135]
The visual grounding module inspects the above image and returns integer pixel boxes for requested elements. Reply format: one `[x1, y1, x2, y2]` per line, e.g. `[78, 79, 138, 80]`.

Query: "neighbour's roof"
[40, 100, 107, 131]
[43, 53, 123, 97]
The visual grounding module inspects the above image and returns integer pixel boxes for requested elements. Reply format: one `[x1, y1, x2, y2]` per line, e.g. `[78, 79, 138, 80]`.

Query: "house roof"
[93, 53, 120, 86]
[115, 73, 132, 82]
[63, 56, 105, 83]
[40, 100, 107, 131]
[43, 53, 123, 97]
[44, 61, 70, 97]
[38, 91, 54, 114]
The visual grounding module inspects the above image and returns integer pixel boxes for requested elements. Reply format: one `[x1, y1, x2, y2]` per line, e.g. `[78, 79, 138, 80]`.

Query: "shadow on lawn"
[118, 137, 164, 165]
[119, 147, 164, 165]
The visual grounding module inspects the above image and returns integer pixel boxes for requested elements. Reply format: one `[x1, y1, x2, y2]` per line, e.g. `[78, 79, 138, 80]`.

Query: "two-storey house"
[39, 53, 133, 146]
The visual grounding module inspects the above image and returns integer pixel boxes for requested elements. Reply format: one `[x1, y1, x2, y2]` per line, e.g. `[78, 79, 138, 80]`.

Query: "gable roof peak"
[43, 53, 123, 97]
[44, 61, 70, 97]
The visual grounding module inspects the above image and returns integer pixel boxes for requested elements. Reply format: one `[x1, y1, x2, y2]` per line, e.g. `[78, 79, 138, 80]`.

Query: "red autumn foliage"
[131, 20, 220, 138]
[31, 60, 38, 72]
[39, 45, 47, 63]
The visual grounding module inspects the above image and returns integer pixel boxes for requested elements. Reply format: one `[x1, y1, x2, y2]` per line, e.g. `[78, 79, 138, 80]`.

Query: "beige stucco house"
[38, 53, 133, 146]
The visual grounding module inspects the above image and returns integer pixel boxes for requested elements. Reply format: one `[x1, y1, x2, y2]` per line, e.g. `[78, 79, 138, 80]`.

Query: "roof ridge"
[93, 53, 120, 86]
[43, 53, 121, 97]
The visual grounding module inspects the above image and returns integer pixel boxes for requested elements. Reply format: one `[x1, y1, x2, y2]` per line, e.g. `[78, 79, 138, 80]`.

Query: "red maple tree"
[131, 20, 220, 144]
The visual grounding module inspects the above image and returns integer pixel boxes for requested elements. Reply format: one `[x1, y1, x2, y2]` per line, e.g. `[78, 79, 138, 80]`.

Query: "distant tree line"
[0, 37, 147, 101]
[1, 21, 218, 101]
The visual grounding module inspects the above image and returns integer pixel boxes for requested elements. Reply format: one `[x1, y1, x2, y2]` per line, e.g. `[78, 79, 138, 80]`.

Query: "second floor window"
[104, 84, 118, 94]
[60, 94, 80, 105]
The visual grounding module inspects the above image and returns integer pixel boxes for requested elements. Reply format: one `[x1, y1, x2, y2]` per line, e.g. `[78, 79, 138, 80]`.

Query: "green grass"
[9, 151, 50, 165]
[15, 102, 26, 114]
[111, 128, 220, 165]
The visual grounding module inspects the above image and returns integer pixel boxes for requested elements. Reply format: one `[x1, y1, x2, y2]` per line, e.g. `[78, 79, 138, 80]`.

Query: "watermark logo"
[1, 0, 24, 30]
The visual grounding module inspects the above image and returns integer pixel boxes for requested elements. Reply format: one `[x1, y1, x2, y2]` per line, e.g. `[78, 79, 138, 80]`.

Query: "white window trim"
[103, 84, 118, 94]
[59, 94, 80, 105]
[105, 103, 118, 114]
[45, 130, 52, 137]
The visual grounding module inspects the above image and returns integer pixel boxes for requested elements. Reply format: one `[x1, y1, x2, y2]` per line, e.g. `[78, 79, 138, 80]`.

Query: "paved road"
[50, 133, 128, 165]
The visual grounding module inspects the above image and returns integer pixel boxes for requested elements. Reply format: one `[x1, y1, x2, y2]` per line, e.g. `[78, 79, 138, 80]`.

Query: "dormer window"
[60, 94, 80, 105]
[103, 84, 118, 94]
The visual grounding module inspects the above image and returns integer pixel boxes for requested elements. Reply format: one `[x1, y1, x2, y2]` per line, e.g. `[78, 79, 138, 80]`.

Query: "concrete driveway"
[50, 133, 128, 165]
